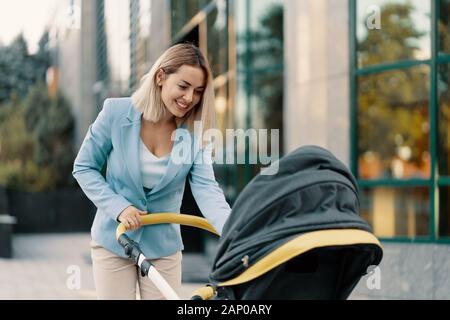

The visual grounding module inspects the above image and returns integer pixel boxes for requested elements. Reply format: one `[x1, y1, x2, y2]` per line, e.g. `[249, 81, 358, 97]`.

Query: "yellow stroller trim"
[218, 229, 382, 287]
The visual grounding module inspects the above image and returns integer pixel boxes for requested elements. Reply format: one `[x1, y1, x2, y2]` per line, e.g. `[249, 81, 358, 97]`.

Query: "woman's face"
[158, 65, 206, 119]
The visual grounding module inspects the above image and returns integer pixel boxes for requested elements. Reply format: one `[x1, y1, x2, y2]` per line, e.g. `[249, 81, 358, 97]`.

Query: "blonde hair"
[131, 43, 215, 135]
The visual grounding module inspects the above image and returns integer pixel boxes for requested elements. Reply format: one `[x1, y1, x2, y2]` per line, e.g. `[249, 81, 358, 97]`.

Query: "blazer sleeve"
[189, 143, 231, 235]
[72, 99, 132, 221]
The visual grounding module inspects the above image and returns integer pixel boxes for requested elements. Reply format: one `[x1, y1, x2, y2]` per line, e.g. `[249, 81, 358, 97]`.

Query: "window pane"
[250, 71, 283, 132]
[439, 0, 450, 54]
[249, 0, 283, 69]
[356, 0, 431, 68]
[207, 3, 228, 78]
[438, 63, 450, 175]
[171, 0, 210, 36]
[171, 0, 187, 36]
[235, 0, 247, 71]
[357, 66, 431, 180]
[235, 73, 247, 129]
[213, 83, 232, 180]
[249, 71, 283, 177]
[361, 187, 430, 237]
[439, 186, 450, 237]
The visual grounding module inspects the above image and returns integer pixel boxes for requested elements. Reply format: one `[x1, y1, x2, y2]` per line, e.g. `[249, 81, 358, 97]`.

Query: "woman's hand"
[118, 206, 147, 230]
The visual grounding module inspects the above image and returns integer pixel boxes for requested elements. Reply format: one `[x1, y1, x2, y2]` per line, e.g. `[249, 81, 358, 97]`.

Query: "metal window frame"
[350, 0, 450, 243]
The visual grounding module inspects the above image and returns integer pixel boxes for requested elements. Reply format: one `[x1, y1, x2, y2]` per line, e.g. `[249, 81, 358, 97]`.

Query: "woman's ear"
[156, 69, 165, 87]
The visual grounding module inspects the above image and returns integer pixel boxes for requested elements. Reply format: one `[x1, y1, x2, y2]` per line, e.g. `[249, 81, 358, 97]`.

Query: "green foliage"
[357, 3, 430, 177]
[0, 32, 50, 105]
[358, 3, 426, 67]
[0, 84, 75, 192]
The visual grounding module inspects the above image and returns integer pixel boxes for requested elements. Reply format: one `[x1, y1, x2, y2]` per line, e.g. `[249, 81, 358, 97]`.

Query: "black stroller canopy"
[209, 145, 382, 299]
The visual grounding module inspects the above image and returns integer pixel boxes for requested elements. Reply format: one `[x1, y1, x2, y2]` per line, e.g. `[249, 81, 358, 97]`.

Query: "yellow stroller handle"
[115, 213, 219, 300]
[115, 213, 220, 240]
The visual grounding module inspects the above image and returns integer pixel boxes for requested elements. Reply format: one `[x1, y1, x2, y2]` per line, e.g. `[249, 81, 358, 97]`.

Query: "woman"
[72, 43, 231, 300]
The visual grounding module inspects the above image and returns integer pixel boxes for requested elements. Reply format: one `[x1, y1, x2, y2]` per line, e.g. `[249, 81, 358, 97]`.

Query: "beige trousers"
[90, 239, 182, 300]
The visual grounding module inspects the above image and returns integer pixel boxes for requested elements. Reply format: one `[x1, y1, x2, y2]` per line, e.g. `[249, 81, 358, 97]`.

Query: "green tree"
[0, 32, 51, 105]
[23, 83, 75, 188]
[33, 31, 51, 84]
[0, 84, 75, 191]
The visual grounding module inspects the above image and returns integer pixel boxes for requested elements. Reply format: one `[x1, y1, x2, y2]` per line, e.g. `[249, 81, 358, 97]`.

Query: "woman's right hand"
[118, 206, 147, 230]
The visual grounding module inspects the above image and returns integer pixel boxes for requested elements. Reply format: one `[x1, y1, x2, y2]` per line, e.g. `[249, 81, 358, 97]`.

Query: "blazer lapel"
[120, 106, 145, 198]
[119, 105, 192, 197]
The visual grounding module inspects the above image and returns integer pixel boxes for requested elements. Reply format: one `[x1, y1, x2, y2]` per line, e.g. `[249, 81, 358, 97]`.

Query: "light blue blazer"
[72, 98, 231, 259]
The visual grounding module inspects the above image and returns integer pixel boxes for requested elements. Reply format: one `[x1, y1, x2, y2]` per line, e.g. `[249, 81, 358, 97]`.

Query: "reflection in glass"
[251, 71, 283, 131]
[361, 187, 430, 237]
[357, 66, 430, 180]
[171, 0, 211, 36]
[438, 63, 450, 175]
[248, 71, 283, 178]
[249, 0, 283, 69]
[207, 3, 228, 77]
[235, 0, 283, 71]
[439, 186, 450, 237]
[356, 0, 430, 68]
[235, 0, 247, 71]
[235, 73, 247, 129]
[215, 85, 228, 134]
[439, 0, 450, 54]
[233, 0, 284, 187]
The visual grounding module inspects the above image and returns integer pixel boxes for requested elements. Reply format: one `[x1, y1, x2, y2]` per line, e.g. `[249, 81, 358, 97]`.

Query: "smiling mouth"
[176, 100, 190, 110]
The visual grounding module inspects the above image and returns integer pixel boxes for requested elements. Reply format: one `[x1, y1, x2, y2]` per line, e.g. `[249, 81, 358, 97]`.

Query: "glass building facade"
[170, 0, 284, 203]
[351, 0, 450, 241]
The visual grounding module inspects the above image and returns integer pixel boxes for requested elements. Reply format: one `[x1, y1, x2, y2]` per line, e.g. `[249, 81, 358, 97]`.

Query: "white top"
[140, 139, 170, 190]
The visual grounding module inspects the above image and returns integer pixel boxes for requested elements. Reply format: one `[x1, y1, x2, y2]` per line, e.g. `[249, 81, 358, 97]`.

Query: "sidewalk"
[0, 233, 208, 300]
[0, 233, 377, 300]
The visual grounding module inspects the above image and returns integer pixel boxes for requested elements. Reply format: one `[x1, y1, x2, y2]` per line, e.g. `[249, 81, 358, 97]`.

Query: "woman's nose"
[183, 90, 193, 103]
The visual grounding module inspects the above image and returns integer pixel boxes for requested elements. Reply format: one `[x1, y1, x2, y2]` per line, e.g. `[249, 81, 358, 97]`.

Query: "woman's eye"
[178, 85, 187, 90]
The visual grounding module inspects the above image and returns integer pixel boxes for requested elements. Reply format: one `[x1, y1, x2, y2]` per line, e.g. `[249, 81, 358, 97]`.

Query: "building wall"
[55, 0, 98, 149]
[55, 4, 82, 143]
[104, 0, 131, 96]
[148, 0, 171, 65]
[350, 243, 450, 299]
[79, 1, 99, 148]
[284, 0, 350, 165]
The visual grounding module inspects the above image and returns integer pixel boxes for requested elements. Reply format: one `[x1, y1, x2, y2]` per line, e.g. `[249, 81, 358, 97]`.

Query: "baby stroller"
[116, 145, 383, 300]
